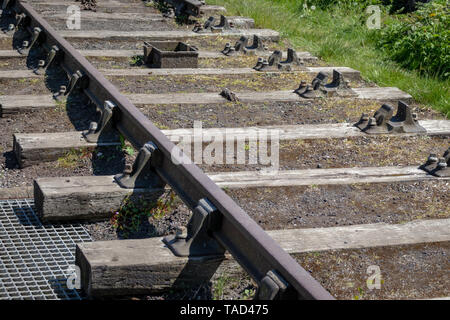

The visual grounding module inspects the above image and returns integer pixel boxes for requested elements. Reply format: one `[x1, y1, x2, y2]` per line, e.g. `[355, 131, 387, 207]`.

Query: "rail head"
[2, 0, 334, 300]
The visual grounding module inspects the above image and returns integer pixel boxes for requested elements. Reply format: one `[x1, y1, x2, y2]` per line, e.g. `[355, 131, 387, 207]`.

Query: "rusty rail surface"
[1, 0, 334, 299]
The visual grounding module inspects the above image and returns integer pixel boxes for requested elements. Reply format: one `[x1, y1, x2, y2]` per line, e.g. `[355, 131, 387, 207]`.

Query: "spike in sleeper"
[354, 101, 426, 134]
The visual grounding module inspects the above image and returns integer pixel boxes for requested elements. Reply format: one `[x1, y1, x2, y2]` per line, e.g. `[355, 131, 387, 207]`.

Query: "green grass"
[208, 0, 449, 117]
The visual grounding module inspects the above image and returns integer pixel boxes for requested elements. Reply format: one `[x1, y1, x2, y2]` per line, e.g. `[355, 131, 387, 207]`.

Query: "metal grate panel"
[0, 199, 92, 300]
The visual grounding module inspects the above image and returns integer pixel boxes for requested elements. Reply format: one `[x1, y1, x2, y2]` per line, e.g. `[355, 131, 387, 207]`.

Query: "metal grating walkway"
[0, 199, 92, 300]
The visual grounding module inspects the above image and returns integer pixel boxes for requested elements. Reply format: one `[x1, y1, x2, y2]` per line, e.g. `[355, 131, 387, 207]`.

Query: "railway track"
[0, 0, 448, 300]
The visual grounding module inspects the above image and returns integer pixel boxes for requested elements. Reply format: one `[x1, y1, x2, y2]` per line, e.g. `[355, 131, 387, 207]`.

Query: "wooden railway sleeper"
[355, 100, 426, 134]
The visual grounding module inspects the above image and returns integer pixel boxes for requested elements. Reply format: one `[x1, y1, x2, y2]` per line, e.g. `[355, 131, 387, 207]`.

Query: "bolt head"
[368, 117, 377, 126]
[437, 158, 447, 168]
[428, 154, 438, 163]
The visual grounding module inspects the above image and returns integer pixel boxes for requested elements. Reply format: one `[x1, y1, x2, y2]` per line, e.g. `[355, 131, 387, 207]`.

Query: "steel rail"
[3, 0, 334, 299]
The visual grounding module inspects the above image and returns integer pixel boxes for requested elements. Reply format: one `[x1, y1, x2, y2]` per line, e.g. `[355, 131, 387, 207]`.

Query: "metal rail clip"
[193, 15, 233, 33]
[3, 12, 25, 34]
[18, 26, 41, 55]
[294, 70, 355, 98]
[34, 45, 60, 75]
[82, 100, 119, 143]
[254, 48, 304, 71]
[420, 147, 450, 177]
[355, 100, 426, 134]
[54, 70, 89, 100]
[222, 34, 266, 56]
[163, 198, 225, 257]
[114, 142, 165, 189]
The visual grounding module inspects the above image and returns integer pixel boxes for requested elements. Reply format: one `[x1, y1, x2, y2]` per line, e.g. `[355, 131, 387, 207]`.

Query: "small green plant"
[110, 190, 176, 238]
[54, 99, 67, 112]
[241, 288, 256, 300]
[353, 287, 365, 300]
[57, 148, 91, 168]
[129, 55, 144, 66]
[213, 274, 229, 300]
[119, 134, 135, 156]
